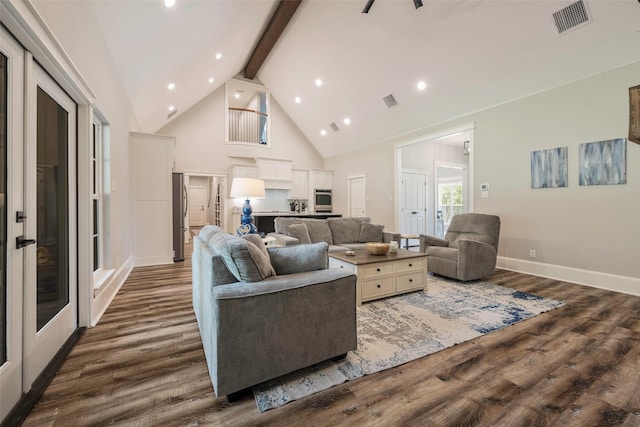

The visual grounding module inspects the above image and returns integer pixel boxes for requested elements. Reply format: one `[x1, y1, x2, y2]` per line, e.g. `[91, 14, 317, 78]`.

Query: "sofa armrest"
[457, 239, 498, 281]
[383, 231, 401, 245]
[267, 232, 299, 246]
[419, 234, 449, 252]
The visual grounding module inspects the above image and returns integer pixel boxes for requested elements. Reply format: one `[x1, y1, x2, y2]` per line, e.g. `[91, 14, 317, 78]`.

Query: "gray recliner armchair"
[419, 213, 501, 281]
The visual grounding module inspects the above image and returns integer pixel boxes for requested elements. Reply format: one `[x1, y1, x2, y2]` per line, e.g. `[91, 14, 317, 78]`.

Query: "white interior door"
[22, 62, 78, 389]
[400, 171, 426, 235]
[189, 187, 206, 227]
[348, 175, 366, 217]
[1, 26, 25, 421]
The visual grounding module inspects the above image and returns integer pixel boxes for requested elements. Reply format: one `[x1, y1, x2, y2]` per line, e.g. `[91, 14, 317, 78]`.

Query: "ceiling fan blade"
[362, 0, 375, 13]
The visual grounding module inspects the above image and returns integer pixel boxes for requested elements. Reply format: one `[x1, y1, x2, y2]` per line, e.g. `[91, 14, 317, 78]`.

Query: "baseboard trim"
[91, 255, 134, 326]
[497, 256, 640, 297]
[1, 328, 85, 427]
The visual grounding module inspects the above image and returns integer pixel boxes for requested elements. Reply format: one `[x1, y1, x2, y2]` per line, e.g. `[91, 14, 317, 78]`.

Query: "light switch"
[481, 183, 489, 198]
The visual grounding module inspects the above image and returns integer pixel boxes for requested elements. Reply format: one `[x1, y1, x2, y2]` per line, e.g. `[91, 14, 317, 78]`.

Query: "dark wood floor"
[22, 240, 640, 426]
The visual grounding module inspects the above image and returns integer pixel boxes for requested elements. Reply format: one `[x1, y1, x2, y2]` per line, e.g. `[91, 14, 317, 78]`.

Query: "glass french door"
[23, 61, 78, 389]
[0, 26, 25, 421]
[1, 26, 77, 422]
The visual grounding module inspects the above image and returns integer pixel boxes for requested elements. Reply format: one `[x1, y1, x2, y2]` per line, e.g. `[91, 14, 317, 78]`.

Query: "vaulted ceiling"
[89, 0, 640, 158]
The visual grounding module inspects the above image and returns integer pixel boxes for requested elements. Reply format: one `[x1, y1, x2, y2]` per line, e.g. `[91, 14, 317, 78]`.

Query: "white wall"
[30, 0, 140, 323]
[158, 86, 324, 173]
[327, 61, 640, 294]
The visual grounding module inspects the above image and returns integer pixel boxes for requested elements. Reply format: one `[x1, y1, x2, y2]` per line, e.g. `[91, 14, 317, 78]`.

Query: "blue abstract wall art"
[531, 147, 568, 189]
[579, 138, 627, 186]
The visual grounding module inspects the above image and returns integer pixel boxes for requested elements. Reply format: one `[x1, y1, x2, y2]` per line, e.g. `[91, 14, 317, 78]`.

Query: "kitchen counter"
[252, 211, 342, 217]
[252, 212, 342, 234]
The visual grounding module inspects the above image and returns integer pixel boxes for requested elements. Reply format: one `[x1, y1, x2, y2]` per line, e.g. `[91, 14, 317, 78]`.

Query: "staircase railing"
[228, 107, 268, 145]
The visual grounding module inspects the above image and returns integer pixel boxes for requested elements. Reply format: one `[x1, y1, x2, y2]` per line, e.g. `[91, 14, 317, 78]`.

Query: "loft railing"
[228, 107, 268, 145]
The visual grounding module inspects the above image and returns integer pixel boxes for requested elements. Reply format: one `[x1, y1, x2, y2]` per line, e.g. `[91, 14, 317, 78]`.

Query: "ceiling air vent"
[553, 0, 591, 35]
[383, 94, 398, 108]
[167, 109, 178, 119]
[329, 122, 340, 132]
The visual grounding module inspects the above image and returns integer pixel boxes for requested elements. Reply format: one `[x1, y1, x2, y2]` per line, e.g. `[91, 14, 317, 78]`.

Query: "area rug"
[253, 276, 565, 412]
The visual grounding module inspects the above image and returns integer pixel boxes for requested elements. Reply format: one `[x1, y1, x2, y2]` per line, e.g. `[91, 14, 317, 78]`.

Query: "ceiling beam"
[244, 0, 302, 80]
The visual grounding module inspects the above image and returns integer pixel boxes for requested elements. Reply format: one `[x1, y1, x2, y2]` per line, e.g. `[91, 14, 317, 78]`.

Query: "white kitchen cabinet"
[290, 169, 309, 199]
[230, 164, 259, 179]
[256, 158, 293, 189]
[310, 169, 333, 190]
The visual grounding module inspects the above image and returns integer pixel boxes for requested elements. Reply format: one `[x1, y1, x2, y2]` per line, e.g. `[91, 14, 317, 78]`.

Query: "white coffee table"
[329, 248, 428, 305]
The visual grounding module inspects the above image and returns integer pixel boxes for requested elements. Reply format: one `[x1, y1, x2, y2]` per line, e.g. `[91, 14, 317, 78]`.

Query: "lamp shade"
[230, 177, 265, 199]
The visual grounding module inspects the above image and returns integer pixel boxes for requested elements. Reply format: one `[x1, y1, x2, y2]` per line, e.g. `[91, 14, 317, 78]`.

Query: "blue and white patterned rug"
[253, 276, 565, 412]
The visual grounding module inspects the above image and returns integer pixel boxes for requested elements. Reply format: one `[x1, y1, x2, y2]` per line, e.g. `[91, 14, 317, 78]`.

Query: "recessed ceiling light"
[295, 97, 301, 104]
[168, 105, 175, 112]
[320, 129, 327, 136]
[343, 117, 351, 125]
[315, 79, 323, 87]
[167, 83, 175, 90]
[417, 80, 427, 91]
[234, 93, 240, 99]
[208, 77, 214, 84]
[215, 53, 222, 60]
[164, 0, 175, 7]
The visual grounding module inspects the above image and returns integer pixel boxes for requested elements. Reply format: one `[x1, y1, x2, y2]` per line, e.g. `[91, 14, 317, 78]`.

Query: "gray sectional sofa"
[192, 226, 357, 398]
[269, 216, 400, 252]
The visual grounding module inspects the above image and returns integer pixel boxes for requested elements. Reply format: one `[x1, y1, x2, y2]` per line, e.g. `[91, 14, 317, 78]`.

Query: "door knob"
[16, 235, 36, 249]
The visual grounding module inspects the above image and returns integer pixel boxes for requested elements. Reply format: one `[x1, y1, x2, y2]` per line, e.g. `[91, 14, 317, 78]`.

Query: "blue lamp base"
[237, 199, 258, 236]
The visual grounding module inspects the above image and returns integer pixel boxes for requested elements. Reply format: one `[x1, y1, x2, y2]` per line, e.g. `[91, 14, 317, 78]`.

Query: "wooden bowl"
[366, 242, 390, 255]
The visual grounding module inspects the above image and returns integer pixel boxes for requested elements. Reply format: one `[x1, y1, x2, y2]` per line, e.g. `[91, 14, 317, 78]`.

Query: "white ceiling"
[89, 0, 640, 158]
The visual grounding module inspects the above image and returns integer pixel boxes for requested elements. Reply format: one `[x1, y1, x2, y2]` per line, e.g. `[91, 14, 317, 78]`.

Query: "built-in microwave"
[314, 189, 332, 213]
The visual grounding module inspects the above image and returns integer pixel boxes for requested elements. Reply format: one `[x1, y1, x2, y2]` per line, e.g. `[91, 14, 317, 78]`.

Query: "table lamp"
[230, 177, 265, 235]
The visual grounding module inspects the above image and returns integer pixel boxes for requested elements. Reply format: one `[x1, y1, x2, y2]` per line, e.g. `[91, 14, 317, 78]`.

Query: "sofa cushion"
[267, 242, 328, 275]
[208, 231, 276, 282]
[358, 222, 384, 243]
[286, 224, 312, 244]
[327, 217, 369, 245]
[304, 220, 334, 245]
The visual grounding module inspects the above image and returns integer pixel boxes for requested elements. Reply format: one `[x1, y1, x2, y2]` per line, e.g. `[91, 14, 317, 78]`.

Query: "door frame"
[184, 172, 227, 238]
[394, 123, 475, 234]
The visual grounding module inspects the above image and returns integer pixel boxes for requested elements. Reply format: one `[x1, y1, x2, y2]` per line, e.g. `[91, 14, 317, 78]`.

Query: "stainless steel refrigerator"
[172, 172, 186, 261]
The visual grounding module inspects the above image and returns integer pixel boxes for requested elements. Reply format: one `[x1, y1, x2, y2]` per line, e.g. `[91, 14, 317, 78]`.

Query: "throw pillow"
[208, 231, 275, 282]
[267, 242, 328, 275]
[328, 217, 370, 244]
[304, 219, 334, 245]
[358, 222, 384, 243]
[286, 223, 312, 244]
[242, 234, 270, 259]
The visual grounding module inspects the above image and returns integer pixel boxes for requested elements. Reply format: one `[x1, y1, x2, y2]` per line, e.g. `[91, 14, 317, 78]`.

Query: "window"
[91, 114, 111, 289]
[91, 119, 103, 272]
